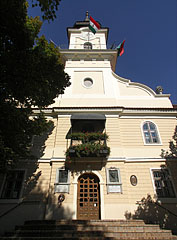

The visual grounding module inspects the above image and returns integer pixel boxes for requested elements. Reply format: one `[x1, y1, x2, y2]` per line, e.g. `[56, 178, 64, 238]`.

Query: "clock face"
[82, 31, 94, 40]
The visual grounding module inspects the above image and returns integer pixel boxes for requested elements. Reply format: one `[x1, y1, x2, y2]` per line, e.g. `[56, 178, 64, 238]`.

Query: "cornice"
[32, 106, 177, 117]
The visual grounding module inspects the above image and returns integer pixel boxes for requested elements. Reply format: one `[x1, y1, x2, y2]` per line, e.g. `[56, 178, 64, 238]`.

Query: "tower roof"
[67, 12, 109, 42]
[73, 11, 102, 29]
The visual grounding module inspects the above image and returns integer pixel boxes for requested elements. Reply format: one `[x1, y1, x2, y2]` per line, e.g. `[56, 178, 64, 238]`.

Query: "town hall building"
[0, 12, 177, 235]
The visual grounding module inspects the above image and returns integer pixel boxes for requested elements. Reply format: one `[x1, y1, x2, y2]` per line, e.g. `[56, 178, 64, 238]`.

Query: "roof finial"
[85, 11, 89, 21]
[156, 86, 163, 94]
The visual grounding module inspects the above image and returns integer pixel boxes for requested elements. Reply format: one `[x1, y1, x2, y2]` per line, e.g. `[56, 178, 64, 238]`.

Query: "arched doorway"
[77, 173, 100, 220]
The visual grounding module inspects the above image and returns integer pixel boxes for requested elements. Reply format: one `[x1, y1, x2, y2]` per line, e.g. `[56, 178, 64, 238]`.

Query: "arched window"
[84, 42, 92, 49]
[143, 121, 160, 144]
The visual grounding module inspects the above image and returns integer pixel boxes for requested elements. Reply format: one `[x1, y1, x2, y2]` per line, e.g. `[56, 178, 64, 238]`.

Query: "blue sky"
[28, 0, 177, 104]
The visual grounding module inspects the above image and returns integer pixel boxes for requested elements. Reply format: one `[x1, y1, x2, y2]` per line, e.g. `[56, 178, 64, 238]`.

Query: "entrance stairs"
[1, 219, 177, 240]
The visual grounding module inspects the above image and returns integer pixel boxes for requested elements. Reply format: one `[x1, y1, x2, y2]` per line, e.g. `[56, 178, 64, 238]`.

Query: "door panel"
[77, 173, 100, 220]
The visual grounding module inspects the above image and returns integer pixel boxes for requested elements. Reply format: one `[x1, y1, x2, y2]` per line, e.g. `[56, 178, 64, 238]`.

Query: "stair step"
[2, 231, 174, 239]
[1, 219, 177, 240]
[1, 238, 114, 240]
[24, 219, 146, 226]
[15, 225, 166, 232]
[2, 235, 177, 240]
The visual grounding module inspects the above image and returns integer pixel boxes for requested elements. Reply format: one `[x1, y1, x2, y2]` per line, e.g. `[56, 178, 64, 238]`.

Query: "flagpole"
[87, 12, 90, 43]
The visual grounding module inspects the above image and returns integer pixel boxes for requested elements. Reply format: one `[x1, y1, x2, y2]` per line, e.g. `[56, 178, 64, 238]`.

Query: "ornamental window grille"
[152, 168, 175, 198]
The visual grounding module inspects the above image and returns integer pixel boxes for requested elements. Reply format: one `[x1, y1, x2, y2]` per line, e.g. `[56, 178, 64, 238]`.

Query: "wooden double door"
[77, 173, 100, 220]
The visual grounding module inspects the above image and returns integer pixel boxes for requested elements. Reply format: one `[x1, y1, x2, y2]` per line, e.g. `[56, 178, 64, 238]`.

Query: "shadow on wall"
[125, 130, 177, 235]
[0, 181, 74, 235]
[0, 123, 75, 234]
[124, 194, 177, 235]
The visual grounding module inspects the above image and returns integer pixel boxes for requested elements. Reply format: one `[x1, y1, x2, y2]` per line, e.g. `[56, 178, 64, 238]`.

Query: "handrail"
[0, 200, 40, 219]
[0, 200, 24, 219]
[154, 201, 177, 218]
[136, 200, 177, 219]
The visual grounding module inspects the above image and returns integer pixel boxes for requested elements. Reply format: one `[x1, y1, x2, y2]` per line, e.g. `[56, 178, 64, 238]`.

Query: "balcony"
[66, 132, 110, 162]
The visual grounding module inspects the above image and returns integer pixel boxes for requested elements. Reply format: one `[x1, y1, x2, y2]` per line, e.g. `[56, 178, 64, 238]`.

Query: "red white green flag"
[89, 16, 101, 34]
[117, 40, 125, 56]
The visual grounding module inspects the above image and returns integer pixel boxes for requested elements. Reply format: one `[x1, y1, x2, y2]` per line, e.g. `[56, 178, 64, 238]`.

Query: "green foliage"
[0, 0, 70, 171]
[66, 132, 110, 161]
[161, 126, 177, 158]
[66, 143, 110, 161]
[31, 0, 61, 21]
[69, 132, 108, 143]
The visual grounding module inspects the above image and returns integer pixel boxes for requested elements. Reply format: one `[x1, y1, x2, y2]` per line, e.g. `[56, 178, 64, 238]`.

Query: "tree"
[31, 0, 61, 21]
[0, 0, 70, 171]
[161, 126, 177, 158]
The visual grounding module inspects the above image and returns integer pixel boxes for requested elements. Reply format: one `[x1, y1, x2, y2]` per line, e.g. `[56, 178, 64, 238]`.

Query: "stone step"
[5, 229, 172, 234]
[15, 224, 166, 232]
[24, 219, 147, 226]
[1, 237, 114, 240]
[2, 220, 177, 240]
[3, 230, 174, 239]
[2, 235, 177, 240]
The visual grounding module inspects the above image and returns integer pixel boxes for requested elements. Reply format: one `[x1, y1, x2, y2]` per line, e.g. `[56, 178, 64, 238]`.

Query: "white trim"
[107, 157, 166, 163]
[37, 157, 169, 164]
[72, 170, 105, 220]
[38, 158, 65, 163]
[141, 120, 162, 145]
[38, 159, 51, 163]
[105, 115, 119, 118]
[125, 158, 165, 163]
[57, 115, 72, 118]
[120, 116, 176, 119]
[112, 71, 171, 98]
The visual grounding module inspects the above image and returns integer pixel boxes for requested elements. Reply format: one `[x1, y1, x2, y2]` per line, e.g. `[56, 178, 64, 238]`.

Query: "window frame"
[150, 168, 176, 200]
[106, 168, 122, 193]
[141, 121, 161, 145]
[54, 168, 70, 193]
[0, 169, 26, 200]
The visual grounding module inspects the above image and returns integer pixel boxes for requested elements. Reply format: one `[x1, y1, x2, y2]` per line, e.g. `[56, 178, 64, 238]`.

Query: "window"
[106, 168, 122, 193]
[83, 78, 93, 88]
[84, 42, 92, 49]
[152, 169, 175, 198]
[1, 170, 25, 199]
[143, 121, 160, 144]
[54, 169, 70, 193]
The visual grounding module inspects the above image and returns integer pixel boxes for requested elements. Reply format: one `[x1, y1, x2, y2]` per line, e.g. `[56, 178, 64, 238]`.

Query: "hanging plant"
[65, 142, 110, 161]
[69, 132, 108, 143]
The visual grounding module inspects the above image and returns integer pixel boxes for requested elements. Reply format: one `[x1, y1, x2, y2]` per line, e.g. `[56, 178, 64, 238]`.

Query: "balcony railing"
[57, 44, 118, 50]
[66, 132, 110, 161]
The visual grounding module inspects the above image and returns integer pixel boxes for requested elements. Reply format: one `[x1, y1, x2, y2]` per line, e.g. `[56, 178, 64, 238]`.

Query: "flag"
[117, 40, 125, 56]
[89, 16, 101, 34]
